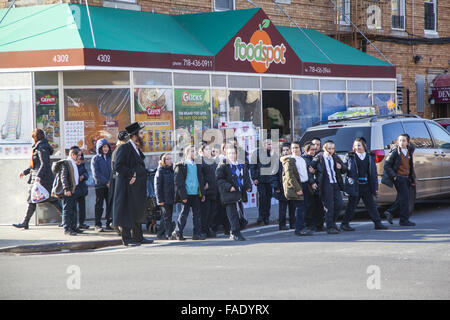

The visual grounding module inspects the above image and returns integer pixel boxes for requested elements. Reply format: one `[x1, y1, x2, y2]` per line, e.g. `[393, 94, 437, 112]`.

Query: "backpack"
[51, 161, 66, 198]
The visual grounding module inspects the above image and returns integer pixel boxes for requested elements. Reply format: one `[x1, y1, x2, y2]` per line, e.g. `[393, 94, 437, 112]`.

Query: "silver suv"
[299, 114, 450, 206]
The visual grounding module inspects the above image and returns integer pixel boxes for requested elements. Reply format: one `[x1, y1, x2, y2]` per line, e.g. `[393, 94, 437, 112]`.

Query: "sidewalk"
[0, 205, 277, 254]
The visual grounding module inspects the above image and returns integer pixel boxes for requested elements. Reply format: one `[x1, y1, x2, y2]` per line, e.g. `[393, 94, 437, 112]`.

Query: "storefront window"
[348, 93, 372, 107]
[320, 79, 346, 91]
[174, 88, 211, 138]
[64, 89, 131, 155]
[373, 81, 396, 92]
[321, 92, 346, 121]
[347, 80, 371, 91]
[211, 75, 226, 87]
[228, 90, 261, 129]
[291, 78, 319, 91]
[135, 88, 174, 153]
[35, 89, 61, 156]
[63, 71, 130, 86]
[212, 89, 227, 129]
[173, 73, 210, 87]
[0, 72, 31, 88]
[35, 72, 58, 86]
[374, 93, 396, 115]
[293, 92, 320, 141]
[134, 71, 172, 86]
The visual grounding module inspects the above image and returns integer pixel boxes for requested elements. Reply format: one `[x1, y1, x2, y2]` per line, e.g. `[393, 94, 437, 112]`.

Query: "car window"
[300, 127, 371, 153]
[402, 121, 434, 149]
[427, 122, 450, 149]
[382, 122, 404, 149]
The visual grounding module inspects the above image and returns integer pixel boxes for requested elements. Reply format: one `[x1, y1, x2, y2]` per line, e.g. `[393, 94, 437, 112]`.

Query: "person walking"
[75, 153, 89, 230]
[281, 141, 314, 236]
[112, 122, 153, 246]
[14, 129, 61, 229]
[91, 138, 112, 232]
[172, 145, 205, 241]
[272, 142, 295, 230]
[199, 142, 218, 238]
[310, 141, 347, 234]
[381, 134, 416, 226]
[250, 139, 276, 225]
[340, 138, 388, 231]
[216, 145, 252, 241]
[154, 153, 175, 240]
[51, 146, 83, 236]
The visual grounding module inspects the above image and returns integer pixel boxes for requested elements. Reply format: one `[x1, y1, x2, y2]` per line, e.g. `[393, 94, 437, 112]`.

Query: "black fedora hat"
[125, 122, 144, 135]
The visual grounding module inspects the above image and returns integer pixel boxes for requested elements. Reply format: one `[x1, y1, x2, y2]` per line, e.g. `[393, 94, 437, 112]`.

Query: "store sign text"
[40, 95, 57, 104]
[234, 37, 286, 72]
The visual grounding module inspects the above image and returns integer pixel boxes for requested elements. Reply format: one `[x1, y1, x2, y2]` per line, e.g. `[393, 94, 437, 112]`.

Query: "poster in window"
[0, 89, 33, 159]
[174, 89, 211, 135]
[64, 89, 131, 155]
[35, 89, 61, 156]
[134, 88, 174, 153]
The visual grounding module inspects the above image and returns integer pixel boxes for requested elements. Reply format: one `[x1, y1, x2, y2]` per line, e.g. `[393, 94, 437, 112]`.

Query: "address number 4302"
[97, 54, 111, 63]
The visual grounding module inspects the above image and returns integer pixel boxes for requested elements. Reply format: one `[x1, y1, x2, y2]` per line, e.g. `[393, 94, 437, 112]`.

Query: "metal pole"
[0, 0, 17, 25]
[85, 0, 96, 48]
[406, 89, 410, 114]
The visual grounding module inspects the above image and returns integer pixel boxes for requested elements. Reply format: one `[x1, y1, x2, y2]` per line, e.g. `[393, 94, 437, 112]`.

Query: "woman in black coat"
[13, 129, 60, 229]
[340, 138, 388, 231]
[154, 153, 175, 240]
[216, 145, 252, 241]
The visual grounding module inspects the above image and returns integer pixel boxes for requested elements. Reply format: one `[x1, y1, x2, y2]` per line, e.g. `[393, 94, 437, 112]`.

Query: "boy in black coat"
[155, 153, 175, 240]
[199, 143, 218, 238]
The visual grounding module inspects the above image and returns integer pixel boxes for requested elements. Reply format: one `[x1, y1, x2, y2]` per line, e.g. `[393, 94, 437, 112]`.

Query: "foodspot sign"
[233, 19, 287, 73]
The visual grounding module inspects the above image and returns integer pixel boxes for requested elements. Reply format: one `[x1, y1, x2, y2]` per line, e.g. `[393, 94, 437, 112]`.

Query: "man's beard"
[136, 136, 145, 149]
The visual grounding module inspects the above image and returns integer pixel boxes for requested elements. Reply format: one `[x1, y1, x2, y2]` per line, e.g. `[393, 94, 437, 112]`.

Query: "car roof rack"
[313, 114, 420, 126]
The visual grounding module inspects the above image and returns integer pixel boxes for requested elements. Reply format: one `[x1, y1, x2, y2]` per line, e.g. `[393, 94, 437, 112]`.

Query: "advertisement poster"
[35, 89, 61, 156]
[64, 89, 131, 155]
[0, 89, 33, 159]
[134, 88, 174, 153]
[174, 89, 211, 135]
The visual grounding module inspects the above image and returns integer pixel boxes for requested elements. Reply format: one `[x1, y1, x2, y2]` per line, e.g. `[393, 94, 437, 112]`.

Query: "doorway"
[262, 90, 291, 142]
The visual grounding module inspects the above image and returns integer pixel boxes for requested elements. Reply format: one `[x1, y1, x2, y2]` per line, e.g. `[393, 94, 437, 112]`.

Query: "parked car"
[433, 118, 450, 132]
[299, 114, 450, 208]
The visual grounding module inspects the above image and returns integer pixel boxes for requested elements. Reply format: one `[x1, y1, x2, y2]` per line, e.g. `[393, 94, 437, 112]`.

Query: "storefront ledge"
[0, 239, 124, 254]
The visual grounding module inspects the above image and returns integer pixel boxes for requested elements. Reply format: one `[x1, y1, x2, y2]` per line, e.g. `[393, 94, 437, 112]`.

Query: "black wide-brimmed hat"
[125, 122, 144, 135]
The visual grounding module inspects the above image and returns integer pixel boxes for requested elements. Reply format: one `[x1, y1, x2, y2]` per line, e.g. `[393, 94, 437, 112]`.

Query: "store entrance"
[262, 90, 291, 142]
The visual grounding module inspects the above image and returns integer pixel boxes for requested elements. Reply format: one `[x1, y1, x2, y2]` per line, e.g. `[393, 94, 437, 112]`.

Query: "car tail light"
[373, 149, 385, 163]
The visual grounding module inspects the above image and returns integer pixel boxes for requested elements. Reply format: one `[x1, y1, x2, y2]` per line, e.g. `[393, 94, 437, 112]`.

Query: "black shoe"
[73, 228, 84, 234]
[171, 231, 185, 241]
[257, 218, 263, 224]
[123, 241, 140, 247]
[399, 221, 416, 227]
[157, 234, 168, 240]
[78, 224, 90, 230]
[105, 225, 113, 231]
[384, 211, 394, 224]
[279, 225, 289, 231]
[207, 229, 217, 238]
[58, 223, 64, 228]
[340, 223, 355, 232]
[374, 223, 388, 230]
[263, 219, 270, 225]
[230, 232, 246, 241]
[327, 228, 340, 235]
[64, 230, 77, 236]
[297, 228, 314, 236]
[12, 223, 29, 230]
[139, 238, 154, 244]
[192, 234, 206, 240]
[316, 225, 326, 232]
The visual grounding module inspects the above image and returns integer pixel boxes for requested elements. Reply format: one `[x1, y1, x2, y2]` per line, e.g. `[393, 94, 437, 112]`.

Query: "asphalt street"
[1, 201, 449, 300]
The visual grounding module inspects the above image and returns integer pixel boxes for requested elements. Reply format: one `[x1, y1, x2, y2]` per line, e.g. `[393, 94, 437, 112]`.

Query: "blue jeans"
[62, 195, 76, 232]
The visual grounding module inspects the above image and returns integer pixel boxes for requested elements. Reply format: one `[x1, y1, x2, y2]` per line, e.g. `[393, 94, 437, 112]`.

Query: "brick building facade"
[1, 0, 449, 117]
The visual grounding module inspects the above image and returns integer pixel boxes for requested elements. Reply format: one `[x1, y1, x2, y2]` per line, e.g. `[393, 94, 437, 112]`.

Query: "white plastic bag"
[31, 181, 50, 203]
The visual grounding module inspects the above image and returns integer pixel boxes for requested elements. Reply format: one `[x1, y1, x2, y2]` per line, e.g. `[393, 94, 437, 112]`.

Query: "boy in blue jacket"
[91, 139, 112, 231]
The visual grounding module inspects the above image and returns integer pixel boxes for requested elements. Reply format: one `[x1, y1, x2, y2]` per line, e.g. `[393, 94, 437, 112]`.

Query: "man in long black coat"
[112, 122, 153, 246]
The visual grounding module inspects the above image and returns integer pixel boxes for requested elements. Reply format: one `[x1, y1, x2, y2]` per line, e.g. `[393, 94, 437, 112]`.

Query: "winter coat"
[23, 139, 54, 201]
[216, 158, 252, 205]
[75, 162, 89, 198]
[249, 148, 278, 184]
[381, 145, 416, 188]
[310, 152, 347, 194]
[108, 143, 125, 217]
[51, 159, 77, 198]
[154, 165, 175, 205]
[112, 141, 147, 228]
[280, 156, 315, 201]
[200, 157, 218, 200]
[344, 152, 378, 197]
[174, 159, 205, 203]
[271, 161, 287, 201]
[91, 139, 112, 189]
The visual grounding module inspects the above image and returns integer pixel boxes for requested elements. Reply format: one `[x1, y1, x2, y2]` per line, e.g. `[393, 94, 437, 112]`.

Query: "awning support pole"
[328, 0, 392, 65]
[272, 0, 334, 64]
[0, 0, 17, 25]
[85, 0, 97, 48]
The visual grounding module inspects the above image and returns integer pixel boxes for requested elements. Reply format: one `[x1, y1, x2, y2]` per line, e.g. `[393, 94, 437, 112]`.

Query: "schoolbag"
[51, 161, 66, 198]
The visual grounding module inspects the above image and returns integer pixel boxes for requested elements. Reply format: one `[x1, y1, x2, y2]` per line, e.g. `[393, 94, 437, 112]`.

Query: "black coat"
[23, 139, 54, 201]
[381, 145, 416, 188]
[310, 152, 347, 194]
[270, 161, 287, 201]
[112, 142, 147, 228]
[344, 152, 378, 197]
[200, 157, 218, 200]
[249, 148, 277, 184]
[174, 160, 205, 202]
[75, 163, 89, 197]
[154, 165, 175, 205]
[216, 159, 252, 205]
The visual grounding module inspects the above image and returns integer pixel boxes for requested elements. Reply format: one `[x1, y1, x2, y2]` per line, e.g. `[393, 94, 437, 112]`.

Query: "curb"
[0, 239, 123, 254]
